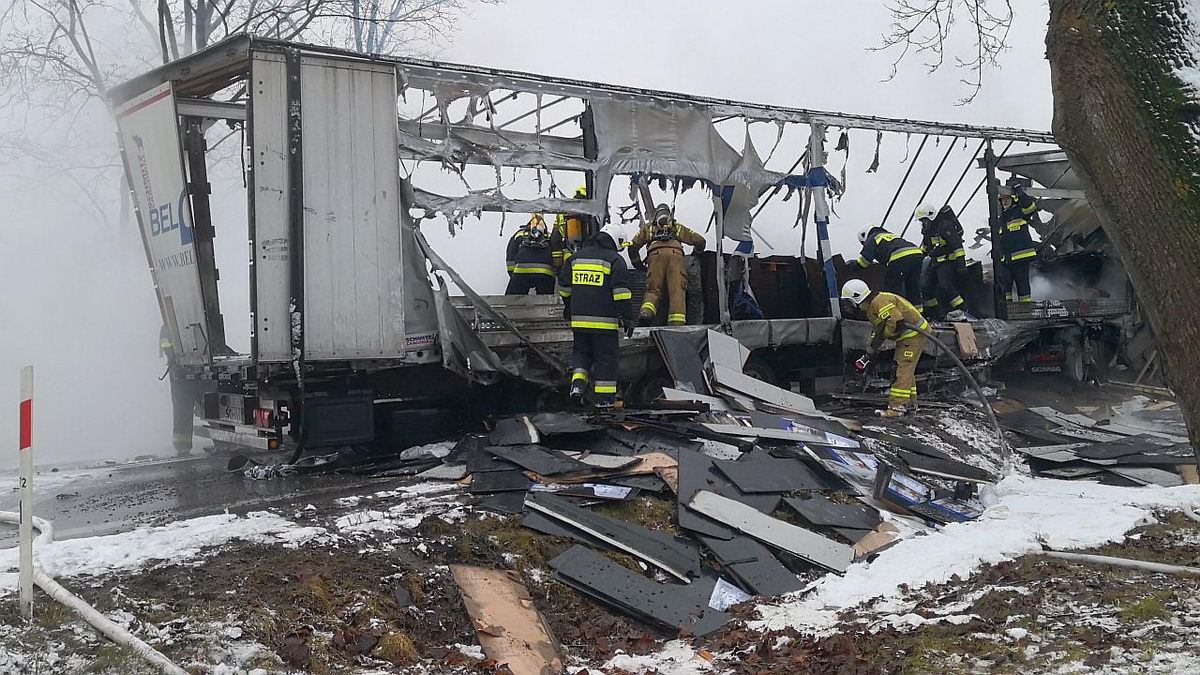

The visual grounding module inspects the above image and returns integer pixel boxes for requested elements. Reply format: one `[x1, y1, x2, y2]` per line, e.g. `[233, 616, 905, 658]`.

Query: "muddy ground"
[5, 480, 1200, 674]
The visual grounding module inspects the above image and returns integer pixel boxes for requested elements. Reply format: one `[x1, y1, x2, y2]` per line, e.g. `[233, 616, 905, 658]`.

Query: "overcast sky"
[423, 0, 1055, 292]
[0, 0, 1053, 467]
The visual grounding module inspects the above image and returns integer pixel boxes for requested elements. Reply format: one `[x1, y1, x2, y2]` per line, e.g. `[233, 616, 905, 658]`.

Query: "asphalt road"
[0, 453, 393, 546]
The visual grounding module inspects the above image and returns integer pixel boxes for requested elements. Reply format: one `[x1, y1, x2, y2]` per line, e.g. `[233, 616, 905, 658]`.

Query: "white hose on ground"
[1185, 505, 1200, 524]
[0, 511, 188, 675]
[1045, 550, 1200, 577]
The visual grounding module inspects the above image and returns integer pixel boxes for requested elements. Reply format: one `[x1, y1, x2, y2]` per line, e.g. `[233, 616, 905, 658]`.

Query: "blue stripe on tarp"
[816, 217, 839, 303]
[733, 239, 754, 255]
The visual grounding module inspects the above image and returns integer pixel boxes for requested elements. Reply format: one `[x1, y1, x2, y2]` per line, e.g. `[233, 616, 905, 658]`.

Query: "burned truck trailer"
[111, 37, 1058, 454]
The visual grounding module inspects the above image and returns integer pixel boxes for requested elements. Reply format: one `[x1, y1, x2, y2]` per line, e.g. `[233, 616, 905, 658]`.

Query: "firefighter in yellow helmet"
[842, 279, 929, 417]
[629, 204, 706, 326]
[505, 213, 556, 295]
[552, 185, 590, 269]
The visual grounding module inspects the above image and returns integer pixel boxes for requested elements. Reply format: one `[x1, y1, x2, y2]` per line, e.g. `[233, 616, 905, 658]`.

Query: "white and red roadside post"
[19, 366, 33, 620]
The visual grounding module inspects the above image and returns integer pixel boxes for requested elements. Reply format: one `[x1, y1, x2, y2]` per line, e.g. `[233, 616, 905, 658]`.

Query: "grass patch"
[1117, 595, 1170, 622]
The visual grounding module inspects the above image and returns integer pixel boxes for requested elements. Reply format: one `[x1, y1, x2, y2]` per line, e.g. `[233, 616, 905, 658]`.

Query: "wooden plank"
[853, 522, 901, 558]
[451, 565, 563, 675]
[687, 490, 853, 573]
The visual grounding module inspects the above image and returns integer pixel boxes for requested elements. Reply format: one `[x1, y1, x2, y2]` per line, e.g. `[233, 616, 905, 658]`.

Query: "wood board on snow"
[451, 565, 563, 675]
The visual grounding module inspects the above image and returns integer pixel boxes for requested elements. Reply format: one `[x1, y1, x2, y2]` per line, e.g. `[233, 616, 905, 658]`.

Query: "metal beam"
[177, 97, 247, 121]
[115, 37, 1056, 144]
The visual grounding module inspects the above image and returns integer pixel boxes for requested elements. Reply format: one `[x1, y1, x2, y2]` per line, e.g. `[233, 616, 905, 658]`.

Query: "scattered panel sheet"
[1107, 466, 1185, 487]
[712, 457, 830, 493]
[1075, 435, 1176, 460]
[469, 469, 530, 494]
[706, 329, 751, 369]
[467, 446, 518, 474]
[451, 565, 563, 675]
[489, 415, 542, 445]
[548, 545, 731, 636]
[697, 534, 803, 597]
[711, 364, 817, 414]
[676, 450, 780, 540]
[784, 495, 883, 531]
[478, 491, 528, 515]
[687, 490, 853, 573]
[654, 328, 710, 394]
[486, 444, 594, 476]
[531, 412, 599, 436]
[897, 451, 995, 484]
[526, 493, 701, 581]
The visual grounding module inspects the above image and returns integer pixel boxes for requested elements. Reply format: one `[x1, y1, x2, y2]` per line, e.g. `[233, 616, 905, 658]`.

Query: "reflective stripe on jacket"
[866, 291, 929, 342]
[857, 229, 923, 267]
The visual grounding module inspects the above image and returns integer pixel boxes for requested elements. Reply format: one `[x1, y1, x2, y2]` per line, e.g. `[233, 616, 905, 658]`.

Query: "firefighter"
[854, 225, 924, 310]
[915, 204, 969, 321]
[552, 185, 590, 269]
[629, 204, 706, 326]
[557, 223, 635, 407]
[505, 213, 557, 295]
[841, 279, 929, 417]
[996, 186, 1040, 303]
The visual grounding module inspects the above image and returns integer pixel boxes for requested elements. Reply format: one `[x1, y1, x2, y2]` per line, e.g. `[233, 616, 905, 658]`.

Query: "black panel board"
[485, 444, 594, 476]
[522, 510, 609, 547]
[713, 457, 830, 493]
[868, 432, 956, 462]
[697, 534, 803, 597]
[478, 491, 528, 515]
[466, 446, 517, 474]
[547, 545, 730, 636]
[541, 431, 637, 456]
[1075, 435, 1176, 460]
[468, 469, 530, 494]
[607, 428, 703, 457]
[783, 495, 883, 531]
[489, 415, 540, 446]
[445, 434, 485, 463]
[653, 328, 711, 395]
[531, 412, 599, 436]
[610, 475, 669, 492]
[528, 493, 701, 579]
[676, 449, 781, 540]
[897, 451, 995, 483]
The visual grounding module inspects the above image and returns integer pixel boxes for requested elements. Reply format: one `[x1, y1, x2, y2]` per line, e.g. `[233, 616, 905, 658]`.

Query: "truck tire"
[742, 356, 779, 388]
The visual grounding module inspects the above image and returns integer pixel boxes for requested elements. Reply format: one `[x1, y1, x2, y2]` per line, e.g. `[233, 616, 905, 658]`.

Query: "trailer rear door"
[116, 82, 210, 365]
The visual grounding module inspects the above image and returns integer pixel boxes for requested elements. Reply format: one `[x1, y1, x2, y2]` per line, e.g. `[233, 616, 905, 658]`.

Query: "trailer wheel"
[630, 372, 675, 404]
[742, 356, 779, 387]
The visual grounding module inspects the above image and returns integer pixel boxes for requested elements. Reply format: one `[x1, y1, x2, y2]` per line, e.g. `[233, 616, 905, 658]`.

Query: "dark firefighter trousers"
[506, 273, 555, 296]
[998, 259, 1033, 302]
[921, 261, 965, 315]
[884, 255, 924, 311]
[571, 330, 619, 403]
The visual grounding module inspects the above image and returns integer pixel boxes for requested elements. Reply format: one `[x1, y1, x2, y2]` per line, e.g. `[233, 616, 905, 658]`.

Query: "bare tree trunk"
[1047, 0, 1200, 459]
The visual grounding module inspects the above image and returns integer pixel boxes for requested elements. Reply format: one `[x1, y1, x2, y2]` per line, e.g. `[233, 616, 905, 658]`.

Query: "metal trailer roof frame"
[110, 36, 1055, 144]
[111, 37, 1058, 331]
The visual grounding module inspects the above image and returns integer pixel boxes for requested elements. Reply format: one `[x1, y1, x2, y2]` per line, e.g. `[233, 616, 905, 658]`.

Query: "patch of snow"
[453, 643, 484, 660]
[754, 475, 1200, 633]
[599, 640, 715, 674]
[0, 511, 308, 593]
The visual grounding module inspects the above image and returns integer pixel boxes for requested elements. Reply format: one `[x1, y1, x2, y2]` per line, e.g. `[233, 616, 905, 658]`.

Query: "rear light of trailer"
[254, 408, 274, 428]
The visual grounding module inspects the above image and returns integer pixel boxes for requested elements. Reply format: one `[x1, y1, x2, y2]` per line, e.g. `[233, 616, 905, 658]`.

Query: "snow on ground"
[0, 511, 327, 593]
[756, 475, 1200, 633]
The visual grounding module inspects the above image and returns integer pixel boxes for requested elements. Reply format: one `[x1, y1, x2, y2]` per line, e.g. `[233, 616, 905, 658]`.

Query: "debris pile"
[403, 328, 997, 665]
[1003, 398, 1197, 487]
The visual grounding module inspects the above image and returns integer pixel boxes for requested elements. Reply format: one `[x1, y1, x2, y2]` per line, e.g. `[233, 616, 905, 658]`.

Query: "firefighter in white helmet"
[841, 279, 929, 416]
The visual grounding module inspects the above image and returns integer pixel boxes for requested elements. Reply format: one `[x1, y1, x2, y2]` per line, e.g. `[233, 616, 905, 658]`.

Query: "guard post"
[19, 365, 33, 620]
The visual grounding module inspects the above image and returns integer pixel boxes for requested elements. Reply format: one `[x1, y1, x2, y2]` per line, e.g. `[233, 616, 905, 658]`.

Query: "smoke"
[0, 167, 171, 471]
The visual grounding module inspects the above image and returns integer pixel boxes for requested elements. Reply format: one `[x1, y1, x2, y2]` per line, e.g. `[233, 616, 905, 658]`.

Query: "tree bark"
[1047, 0, 1200, 459]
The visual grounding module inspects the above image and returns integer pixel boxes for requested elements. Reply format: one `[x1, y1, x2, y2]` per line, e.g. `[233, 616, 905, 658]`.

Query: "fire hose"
[910, 323, 1011, 470]
[0, 511, 187, 675]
